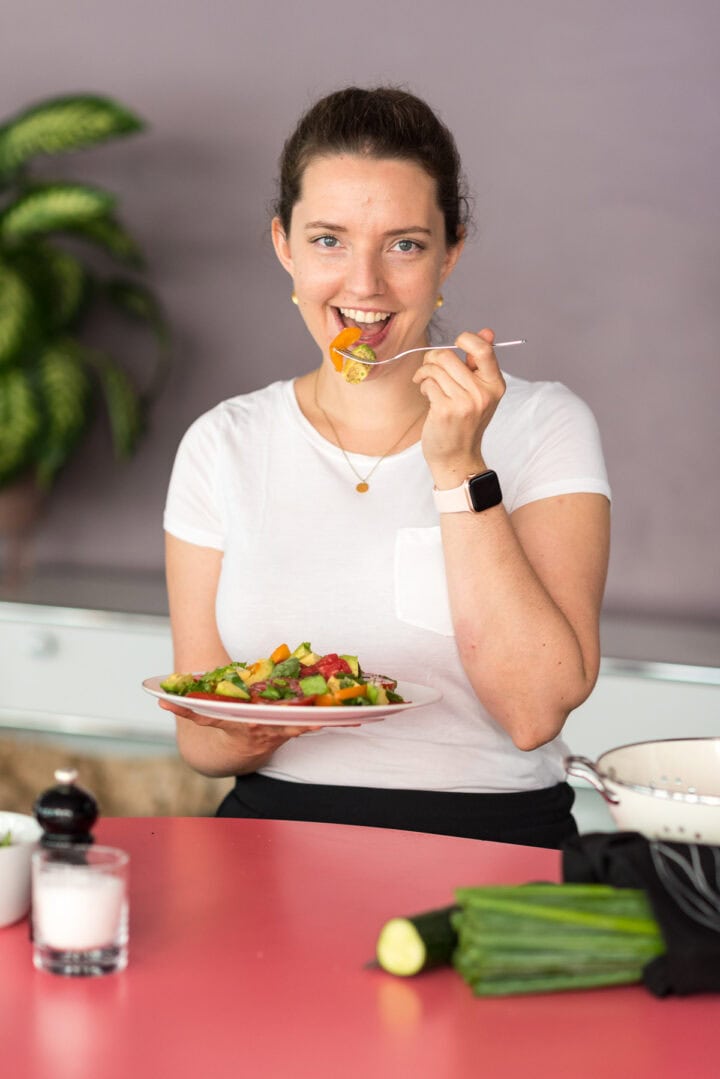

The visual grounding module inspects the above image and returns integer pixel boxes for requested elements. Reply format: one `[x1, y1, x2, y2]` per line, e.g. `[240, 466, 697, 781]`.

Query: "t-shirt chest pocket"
[393, 526, 455, 637]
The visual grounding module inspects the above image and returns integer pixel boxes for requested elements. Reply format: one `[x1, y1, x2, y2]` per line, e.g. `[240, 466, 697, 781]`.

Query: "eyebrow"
[304, 221, 433, 237]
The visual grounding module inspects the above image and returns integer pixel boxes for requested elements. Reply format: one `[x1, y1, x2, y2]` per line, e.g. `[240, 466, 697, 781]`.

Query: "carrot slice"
[329, 327, 362, 372]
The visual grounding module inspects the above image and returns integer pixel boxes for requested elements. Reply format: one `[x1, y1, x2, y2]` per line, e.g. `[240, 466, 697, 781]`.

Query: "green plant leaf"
[0, 95, 144, 176]
[0, 183, 115, 240]
[105, 278, 168, 334]
[0, 367, 42, 482]
[0, 258, 36, 366]
[34, 340, 93, 484]
[63, 213, 145, 267]
[42, 244, 89, 329]
[104, 278, 171, 401]
[9, 242, 88, 332]
[91, 351, 143, 457]
[0, 92, 169, 492]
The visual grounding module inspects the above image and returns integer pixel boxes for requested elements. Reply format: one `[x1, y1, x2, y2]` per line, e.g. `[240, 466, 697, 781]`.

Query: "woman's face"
[272, 154, 463, 367]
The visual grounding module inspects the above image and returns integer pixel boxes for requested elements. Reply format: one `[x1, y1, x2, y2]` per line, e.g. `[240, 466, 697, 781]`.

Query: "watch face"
[467, 471, 502, 512]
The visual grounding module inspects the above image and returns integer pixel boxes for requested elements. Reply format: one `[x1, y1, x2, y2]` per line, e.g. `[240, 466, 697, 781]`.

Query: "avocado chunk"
[160, 672, 197, 695]
[239, 657, 274, 685]
[290, 642, 312, 660]
[340, 654, 360, 677]
[299, 651, 322, 666]
[215, 679, 251, 700]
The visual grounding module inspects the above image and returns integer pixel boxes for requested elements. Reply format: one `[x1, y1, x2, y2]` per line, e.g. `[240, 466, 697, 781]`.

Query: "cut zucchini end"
[376, 918, 427, 977]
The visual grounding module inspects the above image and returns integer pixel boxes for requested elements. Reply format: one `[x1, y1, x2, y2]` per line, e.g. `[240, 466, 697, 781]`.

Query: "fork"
[334, 339, 526, 365]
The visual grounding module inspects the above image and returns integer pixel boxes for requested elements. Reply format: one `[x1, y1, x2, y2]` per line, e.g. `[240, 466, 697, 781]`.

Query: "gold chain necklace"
[313, 373, 426, 493]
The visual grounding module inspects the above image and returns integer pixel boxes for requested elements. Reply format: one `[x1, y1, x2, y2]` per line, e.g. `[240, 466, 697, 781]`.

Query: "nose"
[344, 246, 385, 299]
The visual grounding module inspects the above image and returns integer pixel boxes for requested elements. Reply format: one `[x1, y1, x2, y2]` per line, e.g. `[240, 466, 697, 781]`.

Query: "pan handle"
[564, 755, 620, 805]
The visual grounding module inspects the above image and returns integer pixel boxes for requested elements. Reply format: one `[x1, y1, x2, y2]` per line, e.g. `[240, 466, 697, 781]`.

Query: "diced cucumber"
[299, 674, 329, 695]
[376, 906, 458, 976]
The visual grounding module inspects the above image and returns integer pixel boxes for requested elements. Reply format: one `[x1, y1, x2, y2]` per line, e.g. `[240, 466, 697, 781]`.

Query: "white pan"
[565, 737, 720, 844]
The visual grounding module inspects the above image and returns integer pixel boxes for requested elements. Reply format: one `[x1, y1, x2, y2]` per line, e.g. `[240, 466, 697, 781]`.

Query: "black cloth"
[216, 774, 578, 849]
[562, 831, 720, 997]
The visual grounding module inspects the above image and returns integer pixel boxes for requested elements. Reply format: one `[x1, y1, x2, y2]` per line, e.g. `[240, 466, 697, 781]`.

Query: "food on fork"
[160, 642, 406, 707]
[329, 328, 378, 383]
[329, 327, 362, 371]
[342, 343, 376, 383]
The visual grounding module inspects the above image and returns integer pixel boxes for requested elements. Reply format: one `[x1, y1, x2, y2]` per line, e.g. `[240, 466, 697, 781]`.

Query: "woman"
[161, 86, 611, 847]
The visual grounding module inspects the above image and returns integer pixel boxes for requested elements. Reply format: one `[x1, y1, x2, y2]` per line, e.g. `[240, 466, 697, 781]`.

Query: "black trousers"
[216, 774, 578, 849]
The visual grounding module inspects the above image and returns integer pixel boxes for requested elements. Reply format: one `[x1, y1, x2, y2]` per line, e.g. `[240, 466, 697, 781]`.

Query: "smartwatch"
[433, 470, 503, 514]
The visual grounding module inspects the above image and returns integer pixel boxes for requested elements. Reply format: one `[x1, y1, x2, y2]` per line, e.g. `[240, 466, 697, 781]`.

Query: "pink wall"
[3, 0, 719, 620]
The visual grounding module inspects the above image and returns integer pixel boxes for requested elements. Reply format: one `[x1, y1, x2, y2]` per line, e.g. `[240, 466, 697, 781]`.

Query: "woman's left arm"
[414, 330, 610, 751]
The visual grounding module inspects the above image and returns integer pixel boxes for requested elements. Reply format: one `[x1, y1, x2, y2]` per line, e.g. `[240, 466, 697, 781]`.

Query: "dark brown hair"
[274, 86, 470, 247]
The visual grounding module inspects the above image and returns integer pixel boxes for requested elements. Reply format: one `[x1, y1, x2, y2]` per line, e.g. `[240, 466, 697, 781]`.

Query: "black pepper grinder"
[33, 768, 99, 852]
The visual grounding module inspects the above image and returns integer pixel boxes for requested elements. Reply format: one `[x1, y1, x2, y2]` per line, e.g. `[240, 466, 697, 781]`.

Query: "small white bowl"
[0, 812, 43, 928]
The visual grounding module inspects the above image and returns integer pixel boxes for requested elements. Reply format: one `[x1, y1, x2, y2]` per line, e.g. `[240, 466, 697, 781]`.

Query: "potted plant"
[0, 93, 170, 565]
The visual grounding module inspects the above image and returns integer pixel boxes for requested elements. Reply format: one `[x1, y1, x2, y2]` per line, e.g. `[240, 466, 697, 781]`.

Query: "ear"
[271, 217, 294, 275]
[439, 228, 465, 284]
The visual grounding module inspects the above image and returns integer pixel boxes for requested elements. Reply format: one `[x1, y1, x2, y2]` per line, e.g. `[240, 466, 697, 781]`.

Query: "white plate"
[142, 676, 441, 727]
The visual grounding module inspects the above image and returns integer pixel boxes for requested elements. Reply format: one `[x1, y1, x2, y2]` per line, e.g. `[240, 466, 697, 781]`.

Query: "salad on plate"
[160, 642, 406, 709]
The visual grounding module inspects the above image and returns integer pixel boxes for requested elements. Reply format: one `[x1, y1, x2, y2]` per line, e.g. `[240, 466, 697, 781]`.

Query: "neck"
[315, 360, 426, 427]
[308, 363, 428, 456]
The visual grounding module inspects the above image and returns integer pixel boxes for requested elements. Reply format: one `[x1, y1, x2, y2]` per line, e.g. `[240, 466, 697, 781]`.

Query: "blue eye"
[394, 239, 421, 253]
[313, 235, 340, 248]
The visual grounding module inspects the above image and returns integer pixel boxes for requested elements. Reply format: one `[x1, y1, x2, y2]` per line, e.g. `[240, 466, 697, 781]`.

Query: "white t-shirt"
[164, 374, 611, 793]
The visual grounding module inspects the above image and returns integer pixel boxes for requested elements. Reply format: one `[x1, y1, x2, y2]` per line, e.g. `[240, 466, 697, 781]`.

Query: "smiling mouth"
[335, 306, 394, 342]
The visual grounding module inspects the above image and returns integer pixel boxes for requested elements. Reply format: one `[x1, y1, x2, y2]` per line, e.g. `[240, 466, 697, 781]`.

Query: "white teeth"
[339, 308, 390, 324]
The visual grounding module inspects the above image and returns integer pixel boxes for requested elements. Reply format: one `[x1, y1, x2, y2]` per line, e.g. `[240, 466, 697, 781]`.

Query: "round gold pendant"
[356, 482, 369, 493]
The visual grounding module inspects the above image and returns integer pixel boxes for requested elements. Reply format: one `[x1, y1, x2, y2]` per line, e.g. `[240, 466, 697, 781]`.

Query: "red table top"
[1, 817, 717, 1079]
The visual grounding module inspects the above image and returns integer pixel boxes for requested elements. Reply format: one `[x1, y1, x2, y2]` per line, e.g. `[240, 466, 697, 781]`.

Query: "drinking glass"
[32, 846, 129, 976]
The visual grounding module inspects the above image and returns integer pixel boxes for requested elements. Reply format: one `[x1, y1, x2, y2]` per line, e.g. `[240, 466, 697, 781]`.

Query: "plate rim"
[142, 675, 441, 725]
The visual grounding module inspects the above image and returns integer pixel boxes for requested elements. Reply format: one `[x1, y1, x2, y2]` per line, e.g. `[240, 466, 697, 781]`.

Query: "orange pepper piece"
[329, 327, 362, 372]
[334, 683, 367, 701]
[270, 643, 291, 664]
[315, 693, 339, 706]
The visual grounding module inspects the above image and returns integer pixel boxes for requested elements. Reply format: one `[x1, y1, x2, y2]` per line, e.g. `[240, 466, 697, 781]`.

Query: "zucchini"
[376, 905, 458, 976]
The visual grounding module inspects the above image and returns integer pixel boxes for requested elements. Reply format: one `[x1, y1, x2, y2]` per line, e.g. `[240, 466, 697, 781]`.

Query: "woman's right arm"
[164, 532, 313, 778]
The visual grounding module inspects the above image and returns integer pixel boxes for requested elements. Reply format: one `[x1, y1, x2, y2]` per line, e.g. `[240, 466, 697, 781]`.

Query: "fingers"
[455, 329, 503, 385]
[158, 698, 205, 722]
[243, 723, 320, 737]
[413, 328, 507, 473]
[414, 329, 505, 410]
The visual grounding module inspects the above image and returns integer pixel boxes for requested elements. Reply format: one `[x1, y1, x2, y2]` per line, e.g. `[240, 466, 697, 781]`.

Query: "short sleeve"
[510, 382, 611, 512]
[163, 410, 225, 549]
